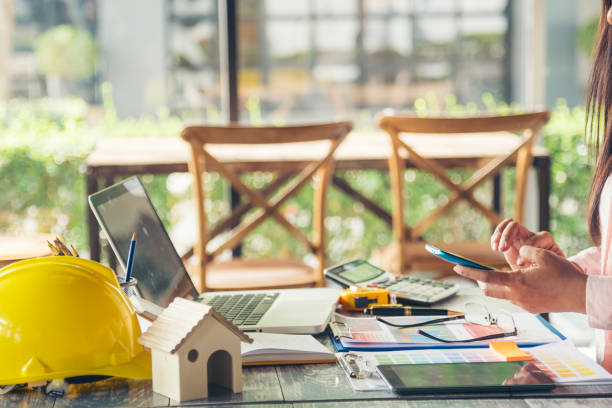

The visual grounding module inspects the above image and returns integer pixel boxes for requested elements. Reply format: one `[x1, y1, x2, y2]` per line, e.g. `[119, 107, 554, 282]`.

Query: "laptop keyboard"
[200, 293, 280, 326]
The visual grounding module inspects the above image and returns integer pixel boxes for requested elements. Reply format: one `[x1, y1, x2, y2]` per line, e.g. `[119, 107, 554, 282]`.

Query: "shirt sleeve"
[568, 247, 612, 328]
[568, 246, 601, 275]
[587, 275, 612, 329]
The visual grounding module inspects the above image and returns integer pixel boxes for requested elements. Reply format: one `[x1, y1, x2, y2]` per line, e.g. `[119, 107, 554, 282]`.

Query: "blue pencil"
[125, 232, 136, 282]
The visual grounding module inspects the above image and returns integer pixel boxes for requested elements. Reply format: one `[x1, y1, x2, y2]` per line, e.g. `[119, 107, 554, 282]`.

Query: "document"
[241, 332, 335, 365]
[330, 312, 563, 350]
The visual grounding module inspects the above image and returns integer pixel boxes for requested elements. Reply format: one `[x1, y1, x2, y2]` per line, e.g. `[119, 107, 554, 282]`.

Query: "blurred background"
[0, 0, 600, 350]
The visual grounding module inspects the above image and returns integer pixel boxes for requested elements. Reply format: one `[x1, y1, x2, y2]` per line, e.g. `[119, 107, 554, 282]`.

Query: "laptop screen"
[88, 177, 199, 307]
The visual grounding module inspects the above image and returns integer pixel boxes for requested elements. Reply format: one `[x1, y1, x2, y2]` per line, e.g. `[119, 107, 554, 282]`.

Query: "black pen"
[364, 304, 463, 316]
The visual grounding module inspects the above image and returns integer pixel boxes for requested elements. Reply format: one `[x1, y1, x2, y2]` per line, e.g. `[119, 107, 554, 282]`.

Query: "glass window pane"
[237, 0, 511, 126]
[266, 0, 310, 16]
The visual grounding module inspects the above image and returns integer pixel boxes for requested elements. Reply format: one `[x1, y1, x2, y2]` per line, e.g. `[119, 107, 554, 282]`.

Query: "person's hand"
[454, 246, 586, 314]
[491, 218, 565, 270]
[502, 362, 553, 385]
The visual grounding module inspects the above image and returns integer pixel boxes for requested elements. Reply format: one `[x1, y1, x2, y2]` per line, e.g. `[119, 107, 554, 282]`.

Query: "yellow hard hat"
[0, 256, 151, 386]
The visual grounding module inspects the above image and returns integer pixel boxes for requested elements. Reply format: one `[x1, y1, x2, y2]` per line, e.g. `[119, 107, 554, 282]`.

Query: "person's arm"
[579, 235, 612, 328]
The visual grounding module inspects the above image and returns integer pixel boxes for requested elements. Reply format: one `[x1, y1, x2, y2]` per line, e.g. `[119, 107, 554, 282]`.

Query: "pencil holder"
[119, 276, 138, 296]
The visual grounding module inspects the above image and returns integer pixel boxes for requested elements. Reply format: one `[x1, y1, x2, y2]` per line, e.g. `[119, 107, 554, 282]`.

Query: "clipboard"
[328, 315, 565, 352]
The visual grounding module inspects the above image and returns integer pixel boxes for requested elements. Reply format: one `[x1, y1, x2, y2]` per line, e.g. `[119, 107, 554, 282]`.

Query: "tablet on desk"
[376, 361, 555, 394]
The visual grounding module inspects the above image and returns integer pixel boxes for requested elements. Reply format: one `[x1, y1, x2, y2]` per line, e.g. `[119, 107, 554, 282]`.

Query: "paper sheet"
[241, 332, 331, 356]
[241, 332, 334, 364]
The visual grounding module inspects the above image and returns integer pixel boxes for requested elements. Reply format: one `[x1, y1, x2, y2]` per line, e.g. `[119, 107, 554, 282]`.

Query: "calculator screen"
[339, 263, 385, 283]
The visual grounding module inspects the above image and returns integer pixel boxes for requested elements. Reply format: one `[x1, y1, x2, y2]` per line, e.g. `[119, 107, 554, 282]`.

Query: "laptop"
[88, 176, 339, 334]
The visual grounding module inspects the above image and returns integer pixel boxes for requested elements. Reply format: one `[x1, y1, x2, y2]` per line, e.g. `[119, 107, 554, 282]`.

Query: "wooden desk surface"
[4, 288, 611, 407]
[5, 337, 612, 407]
[86, 131, 549, 173]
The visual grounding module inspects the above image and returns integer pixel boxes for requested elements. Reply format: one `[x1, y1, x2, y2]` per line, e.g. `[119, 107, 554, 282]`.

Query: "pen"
[364, 304, 463, 316]
[125, 232, 136, 283]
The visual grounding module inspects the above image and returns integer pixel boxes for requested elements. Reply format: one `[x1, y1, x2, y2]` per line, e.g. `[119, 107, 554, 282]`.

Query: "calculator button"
[374, 276, 459, 305]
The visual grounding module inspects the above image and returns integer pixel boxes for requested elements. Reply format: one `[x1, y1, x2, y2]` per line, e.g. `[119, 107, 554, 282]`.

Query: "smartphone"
[425, 244, 494, 270]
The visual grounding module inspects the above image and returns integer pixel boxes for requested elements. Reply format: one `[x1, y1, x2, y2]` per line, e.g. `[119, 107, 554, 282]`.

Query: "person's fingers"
[479, 282, 513, 300]
[499, 221, 523, 252]
[491, 218, 514, 250]
[453, 265, 518, 286]
[525, 231, 551, 246]
[526, 231, 566, 257]
[518, 245, 555, 265]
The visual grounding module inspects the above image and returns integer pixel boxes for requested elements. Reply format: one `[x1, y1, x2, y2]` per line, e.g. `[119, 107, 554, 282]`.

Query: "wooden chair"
[181, 121, 352, 291]
[377, 111, 551, 275]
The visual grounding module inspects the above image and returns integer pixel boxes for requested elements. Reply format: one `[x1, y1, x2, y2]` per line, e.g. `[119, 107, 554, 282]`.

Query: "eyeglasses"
[376, 303, 517, 343]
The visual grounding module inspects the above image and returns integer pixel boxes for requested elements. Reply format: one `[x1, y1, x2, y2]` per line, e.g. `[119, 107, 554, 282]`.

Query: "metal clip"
[338, 352, 371, 379]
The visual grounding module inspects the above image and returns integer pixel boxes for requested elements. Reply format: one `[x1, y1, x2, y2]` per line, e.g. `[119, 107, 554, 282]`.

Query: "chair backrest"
[377, 112, 550, 270]
[181, 121, 352, 288]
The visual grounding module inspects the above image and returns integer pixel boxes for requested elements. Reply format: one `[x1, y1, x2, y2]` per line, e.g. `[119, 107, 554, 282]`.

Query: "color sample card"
[527, 342, 611, 383]
[364, 342, 611, 384]
[371, 348, 504, 366]
[332, 312, 562, 349]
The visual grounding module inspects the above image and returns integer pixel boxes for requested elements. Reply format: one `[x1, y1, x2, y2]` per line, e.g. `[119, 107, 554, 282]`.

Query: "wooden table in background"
[0, 233, 54, 268]
[85, 132, 551, 262]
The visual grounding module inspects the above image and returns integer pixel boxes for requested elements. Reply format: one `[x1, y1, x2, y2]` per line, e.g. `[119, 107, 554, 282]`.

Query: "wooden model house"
[138, 297, 253, 402]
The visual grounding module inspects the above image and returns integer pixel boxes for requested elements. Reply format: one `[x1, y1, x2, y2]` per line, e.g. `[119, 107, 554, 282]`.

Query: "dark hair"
[586, 0, 612, 244]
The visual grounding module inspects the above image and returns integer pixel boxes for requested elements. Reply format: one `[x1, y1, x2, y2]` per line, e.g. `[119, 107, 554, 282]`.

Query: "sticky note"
[489, 341, 532, 361]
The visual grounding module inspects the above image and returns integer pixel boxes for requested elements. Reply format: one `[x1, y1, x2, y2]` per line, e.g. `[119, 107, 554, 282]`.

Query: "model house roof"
[139, 297, 253, 353]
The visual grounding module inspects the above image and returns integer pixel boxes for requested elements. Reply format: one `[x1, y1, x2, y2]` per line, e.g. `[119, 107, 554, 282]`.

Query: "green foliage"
[578, 17, 599, 58]
[541, 101, 593, 255]
[35, 25, 97, 79]
[0, 85, 184, 256]
[0, 90, 597, 265]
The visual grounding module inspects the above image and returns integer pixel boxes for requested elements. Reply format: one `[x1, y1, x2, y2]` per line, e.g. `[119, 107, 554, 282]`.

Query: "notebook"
[88, 176, 339, 334]
[241, 332, 335, 365]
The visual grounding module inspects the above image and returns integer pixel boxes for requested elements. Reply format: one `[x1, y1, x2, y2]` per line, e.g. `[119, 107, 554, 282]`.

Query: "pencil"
[54, 237, 72, 256]
[125, 232, 136, 283]
[47, 240, 59, 255]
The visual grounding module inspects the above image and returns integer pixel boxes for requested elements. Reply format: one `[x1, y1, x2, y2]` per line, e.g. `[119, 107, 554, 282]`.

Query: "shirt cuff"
[587, 275, 612, 329]
[568, 246, 601, 276]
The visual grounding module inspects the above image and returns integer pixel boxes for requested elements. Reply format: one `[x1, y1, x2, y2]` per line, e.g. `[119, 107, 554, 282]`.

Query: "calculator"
[376, 276, 459, 305]
[323, 259, 459, 305]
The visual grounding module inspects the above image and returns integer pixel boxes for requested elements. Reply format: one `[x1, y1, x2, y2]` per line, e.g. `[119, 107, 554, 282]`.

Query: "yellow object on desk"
[490, 341, 533, 361]
[0, 256, 151, 386]
[339, 286, 390, 312]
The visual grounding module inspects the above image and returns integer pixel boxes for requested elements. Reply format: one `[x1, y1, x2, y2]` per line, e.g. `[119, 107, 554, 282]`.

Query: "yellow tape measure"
[339, 286, 390, 312]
